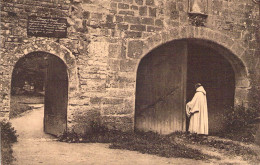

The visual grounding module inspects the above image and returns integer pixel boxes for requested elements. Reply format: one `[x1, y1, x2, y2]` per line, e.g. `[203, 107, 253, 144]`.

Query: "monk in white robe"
[186, 83, 208, 135]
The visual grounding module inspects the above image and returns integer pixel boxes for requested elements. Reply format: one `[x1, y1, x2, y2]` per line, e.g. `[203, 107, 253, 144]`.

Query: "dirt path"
[11, 106, 208, 165]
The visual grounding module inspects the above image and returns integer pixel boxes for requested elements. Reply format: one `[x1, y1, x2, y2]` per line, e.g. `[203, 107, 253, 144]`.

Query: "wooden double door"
[135, 41, 235, 134]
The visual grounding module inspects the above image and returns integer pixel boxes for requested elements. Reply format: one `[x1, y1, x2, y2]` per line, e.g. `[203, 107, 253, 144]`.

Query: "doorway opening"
[186, 43, 235, 133]
[135, 40, 236, 134]
[10, 52, 68, 136]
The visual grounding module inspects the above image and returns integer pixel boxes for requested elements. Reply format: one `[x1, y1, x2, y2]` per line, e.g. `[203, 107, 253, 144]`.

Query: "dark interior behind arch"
[135, 39, 237, 134]
[186, 42, 235, 133]
[10, 52, 68, 136]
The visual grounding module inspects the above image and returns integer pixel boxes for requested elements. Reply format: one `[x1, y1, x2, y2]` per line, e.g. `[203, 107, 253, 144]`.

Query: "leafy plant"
[58, 129, 80, 143]
[89, 121, 109, 135]
[1, 120, 18, 165]
[218, 105, 259, 142]
[1, 120, 18, 144]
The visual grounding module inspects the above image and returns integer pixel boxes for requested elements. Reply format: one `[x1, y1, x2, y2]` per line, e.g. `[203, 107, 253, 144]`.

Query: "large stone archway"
[133, 27, 250, 134]
[0, 39, 78, 127]
[134, 26, 250, 106]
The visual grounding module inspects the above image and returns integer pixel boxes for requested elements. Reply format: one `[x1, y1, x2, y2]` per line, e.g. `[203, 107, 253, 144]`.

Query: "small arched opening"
[10, 51, 68, 136]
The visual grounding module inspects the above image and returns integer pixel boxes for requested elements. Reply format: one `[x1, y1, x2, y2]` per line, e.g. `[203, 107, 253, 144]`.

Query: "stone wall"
[0, 0, 259, 134]
[0, 0, 71, 117]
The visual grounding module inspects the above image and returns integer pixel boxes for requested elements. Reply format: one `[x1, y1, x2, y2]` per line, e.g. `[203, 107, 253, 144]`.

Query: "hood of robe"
[196, 86, 206, 95]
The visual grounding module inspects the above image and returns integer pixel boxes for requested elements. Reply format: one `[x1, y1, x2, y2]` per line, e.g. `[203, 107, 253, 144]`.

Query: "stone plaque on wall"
[27, 16, 67, 38]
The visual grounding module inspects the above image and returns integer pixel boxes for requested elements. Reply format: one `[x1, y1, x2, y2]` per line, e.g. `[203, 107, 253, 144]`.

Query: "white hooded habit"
[186, 86, 209, 135]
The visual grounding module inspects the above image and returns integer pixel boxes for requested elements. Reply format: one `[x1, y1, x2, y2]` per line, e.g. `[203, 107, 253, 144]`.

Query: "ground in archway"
[11, 106, 258, 165]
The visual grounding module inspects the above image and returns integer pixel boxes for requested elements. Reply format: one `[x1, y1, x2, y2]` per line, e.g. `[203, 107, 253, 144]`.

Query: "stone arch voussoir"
[8, 39, 79, 119]
[137, 26, 250, 106]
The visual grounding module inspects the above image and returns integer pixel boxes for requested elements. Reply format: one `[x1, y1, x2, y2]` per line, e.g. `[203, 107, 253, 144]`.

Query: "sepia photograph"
[0, 0, 260, 164]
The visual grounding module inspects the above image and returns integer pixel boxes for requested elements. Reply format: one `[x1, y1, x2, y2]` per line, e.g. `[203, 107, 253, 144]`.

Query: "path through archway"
[10, 52, 68, 136]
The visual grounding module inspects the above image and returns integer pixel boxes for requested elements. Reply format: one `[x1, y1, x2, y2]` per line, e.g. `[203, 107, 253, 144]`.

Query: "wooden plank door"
[44, 55, 68, 136]
[135, 41, 187, 134]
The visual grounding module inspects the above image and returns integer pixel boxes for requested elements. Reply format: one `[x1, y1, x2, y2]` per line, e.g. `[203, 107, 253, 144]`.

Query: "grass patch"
[10, 95, 44, 118]
[58, 122, 259, 162]
[58, 124, 217, 160]
[108, 131, 217, 160]
[1, 120, 18, 165]
[173, 132, 260, 163]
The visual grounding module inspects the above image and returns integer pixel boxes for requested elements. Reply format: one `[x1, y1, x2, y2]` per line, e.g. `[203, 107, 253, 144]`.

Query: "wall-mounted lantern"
[188, 0, 208, 27]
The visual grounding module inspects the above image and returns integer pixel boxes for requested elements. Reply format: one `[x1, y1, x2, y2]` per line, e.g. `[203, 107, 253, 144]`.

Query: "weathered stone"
[115, 15, 124, 23]
[124, 31, 142, 38]
[146, 0, 154, 6]
[103, 98, 124, 104]
[130, 24, 146, 31]
[101, 22, 116, 29]
[149, 7, 156, 17]
[124, 98, 134, 112]
[107, 88, 135, 98]
[141, 17, 154, 25]
[91, 13, 103, 20]
[118, 3, 129, 9]
[0, 0, 258, 142]
[103, 104, 125, 115]
[131, 5, 138, 10]
[101, 115, 134, 131]
[170, 11, 179, 20]
[83, 11, 90, 19]
[234, 88, 249, 105]
[147, 26, 162, 32]
[177, 2, 184, 11]
[117, 23, 129, 30]
[118, 74, 135, 88]
[118, 10, 134, 16]
[109, 44, 121, 58]
[135, 0, 143, 5]
[122, 0, 133, 4]
[236, 78, 250, 88]
[128, 40, 144, 59]
[179, 27, 187, 38]
[139, 6, 147, 16]
[108, 59, 120, 71]
[155, 19, 163, 27]
[120, 59, 137, 72]
[110, 2, 117, 9]
[106, 15, 114, 23]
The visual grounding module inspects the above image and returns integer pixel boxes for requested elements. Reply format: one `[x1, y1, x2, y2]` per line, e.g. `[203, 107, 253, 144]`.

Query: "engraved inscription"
[27, 16, 67, 38]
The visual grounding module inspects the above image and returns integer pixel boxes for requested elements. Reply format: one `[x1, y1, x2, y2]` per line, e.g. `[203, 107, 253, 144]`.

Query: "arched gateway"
[11, 52, 68, 136]
[7, 40, 78, 136]
[135, 37, 249, 134]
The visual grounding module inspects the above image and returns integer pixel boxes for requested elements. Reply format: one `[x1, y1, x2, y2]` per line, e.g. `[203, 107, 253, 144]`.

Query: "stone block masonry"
[0, 0, 259, 136]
